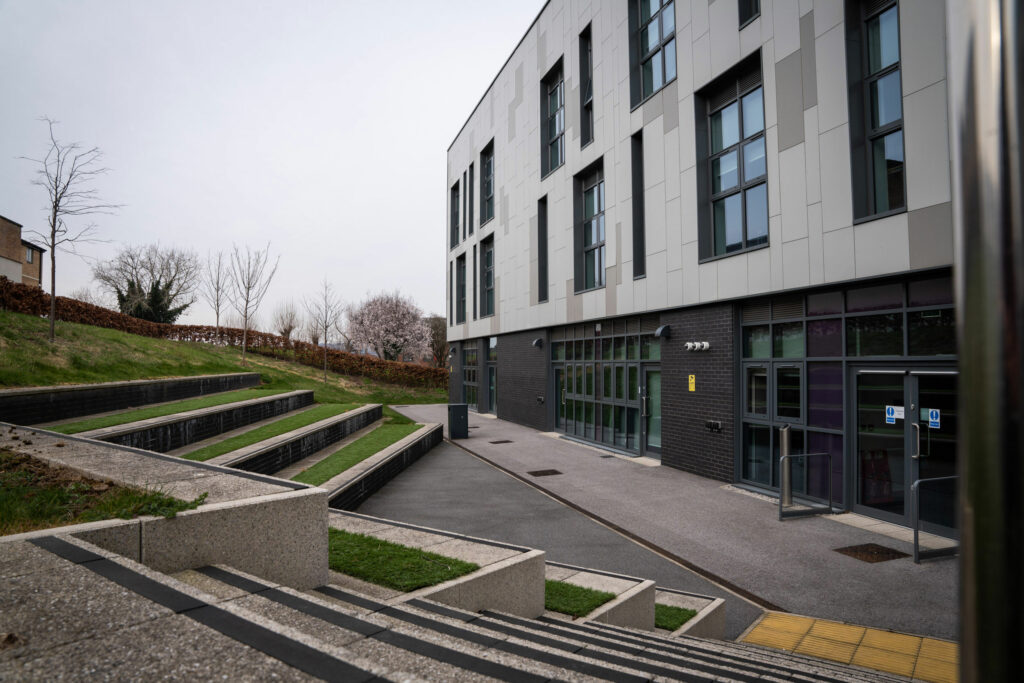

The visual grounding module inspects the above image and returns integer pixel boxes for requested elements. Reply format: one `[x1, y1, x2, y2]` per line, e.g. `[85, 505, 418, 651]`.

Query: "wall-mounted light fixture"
[654, 325, 670, 339]
[448, 347, 458, 358]
[532, 338, 544, 348]
[685, 341, 711, 351]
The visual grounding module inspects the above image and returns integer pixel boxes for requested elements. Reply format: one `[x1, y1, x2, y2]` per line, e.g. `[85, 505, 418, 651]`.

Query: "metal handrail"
[910, 475, 959, 564]
[778, 452, 834, 520]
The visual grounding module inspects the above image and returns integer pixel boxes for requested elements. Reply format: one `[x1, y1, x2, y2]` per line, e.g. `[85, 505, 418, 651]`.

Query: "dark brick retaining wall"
[660, 303, 737, 482]
[0, 373, 262, 426]
[329, 424, 443, 510]
[99, 391, 314, 453]
[228, 405, 382, 476]
[495, 330, 549, 431]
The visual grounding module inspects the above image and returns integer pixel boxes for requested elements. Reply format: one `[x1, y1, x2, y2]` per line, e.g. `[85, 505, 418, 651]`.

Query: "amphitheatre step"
[212, 404, 383, 475]
[323, 423, 444, 510]
[545, 562, 655, 631]
[327, 510, 544, 618]
[75, 390, 315, 453]
[274, 419, 383, 480]
[655, 586, 727, 640]
[0, 372, 261, 426]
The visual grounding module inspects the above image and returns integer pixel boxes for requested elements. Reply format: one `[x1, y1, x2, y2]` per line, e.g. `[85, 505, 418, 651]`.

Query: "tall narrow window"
[481, 237, 495, 317]
[472, 245, 477, 320]
[580, 25, 594, 147]
[574, 163, 606, 292]
[631, 131, 646, 278]
[847, 1, 905, 219]
[629, 0, 676, 105]
[449, 182, 460, 249]
[461, 170, 468, 240]
[468, 163, 475, 235]
[739, 0, 760, 27]
[448, 261, 453, 325]
[698, 54, 766, 258]
[541, 60, 565, 176]
[480, 141, 495, 225]
[538, 196, 549, 303]
[456, 255, 466, 324]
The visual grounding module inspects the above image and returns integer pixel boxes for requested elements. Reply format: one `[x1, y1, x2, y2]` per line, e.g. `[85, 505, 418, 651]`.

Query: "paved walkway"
[384, 405, 958, 643]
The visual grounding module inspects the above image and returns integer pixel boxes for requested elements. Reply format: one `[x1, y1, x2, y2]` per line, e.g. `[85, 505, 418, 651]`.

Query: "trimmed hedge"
[0, 277, 447, 390]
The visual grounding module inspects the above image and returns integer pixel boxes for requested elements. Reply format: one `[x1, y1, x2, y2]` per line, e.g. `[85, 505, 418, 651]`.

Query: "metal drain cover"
[834, 543, 909, 563]
[527, 469, 562, 477]
[489, 439, 513, 444]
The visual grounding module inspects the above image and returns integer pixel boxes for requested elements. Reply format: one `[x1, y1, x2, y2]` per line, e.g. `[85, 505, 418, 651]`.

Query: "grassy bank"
[544, 580, 616, 617]
[292, 422, 421, 486]
[327, 528, 478, 591]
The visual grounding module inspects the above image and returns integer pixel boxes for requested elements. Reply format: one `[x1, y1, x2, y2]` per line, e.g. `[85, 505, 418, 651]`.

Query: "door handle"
[641, 393, 648, 417]
[911, 422, 921, 459]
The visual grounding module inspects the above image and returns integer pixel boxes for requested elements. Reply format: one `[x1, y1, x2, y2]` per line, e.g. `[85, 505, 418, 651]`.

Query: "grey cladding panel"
[908, 202, 954, 269]
[799, 12, 817, 108]
[775, 51, 805, 151]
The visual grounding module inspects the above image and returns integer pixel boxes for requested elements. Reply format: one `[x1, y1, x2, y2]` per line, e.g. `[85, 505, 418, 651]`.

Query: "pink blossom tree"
[346, 291, 429, 362]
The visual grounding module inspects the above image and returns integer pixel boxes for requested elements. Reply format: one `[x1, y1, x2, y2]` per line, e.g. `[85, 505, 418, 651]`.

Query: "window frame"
[541, 60, 565, 178]
[577, 166, 606, 293]
[631, 0, 677, 107]
[449, 181, 460, 250]
[480, 141, 495, 226]
[25, 247, 34, 264]
[455, 255, 466, 324]
[480, 237, 495, 317]
[468, 163, 475, 236]
[738, 0, 760, 29]
[580, 24, 595, 148]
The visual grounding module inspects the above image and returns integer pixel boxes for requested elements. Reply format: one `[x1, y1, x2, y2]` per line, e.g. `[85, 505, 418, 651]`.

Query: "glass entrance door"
[853, 369, 957, 534]
[641, 367, 662, 458]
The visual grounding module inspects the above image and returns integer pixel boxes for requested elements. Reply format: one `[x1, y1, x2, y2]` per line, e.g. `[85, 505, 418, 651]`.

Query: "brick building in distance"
[0, 215, 45, 288]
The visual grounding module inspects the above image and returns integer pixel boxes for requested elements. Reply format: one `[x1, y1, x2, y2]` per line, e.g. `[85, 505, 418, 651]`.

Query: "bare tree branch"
[199, 250, 229, 334]
[21, 117, 121, 341]
[273, 300, 300, 342]
[304, 279, 344, 383]
[228, 243, 279, 364]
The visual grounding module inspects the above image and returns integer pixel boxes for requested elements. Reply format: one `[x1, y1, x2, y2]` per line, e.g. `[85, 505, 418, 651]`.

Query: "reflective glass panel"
[746, 366, 768, 415]
[745, 184, 769, 246]
[742, 423, 771, 485]
[808, 362, 843, 429]
[807, 291, 843, 316]
[641, 337, 661, 360]
[713, 194, 743, 254]
[847, 314, 903, 356]
[870, 70, 902, 128]
[773, 322, 804, 358]
[908, 309, 956, 355]
[712, 151, 738, 193]
[743, 138, 766, 181]
[662, 2, 675, 35]
[776, 367, 801, 419]
[743, 325, 770, 358]
[846, 283, 902, 312]
[742, 87, 764, 137]
[872, 130, 905, 213]
[627, 336, 639, 360]
[807, 318, 843, 356]
[641, 17, 660, 54]
[867, 6, 900, 74]
[640, 0, 656, 22]
[603, 365, 613, 398]
[628, 366, 639, 400]
[909, 277, 954, 306]
[615, 366, 625, 399]
[664, 39, 676, 82]
[710, 102, 740, 153]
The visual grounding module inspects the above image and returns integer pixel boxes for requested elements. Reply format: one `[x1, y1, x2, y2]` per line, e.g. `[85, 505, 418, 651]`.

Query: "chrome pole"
[780, 425, 791, 507]
[948, 1, 1024, 679]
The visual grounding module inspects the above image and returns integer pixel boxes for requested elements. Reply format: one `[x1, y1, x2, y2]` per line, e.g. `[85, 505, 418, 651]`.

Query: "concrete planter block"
[406, 548, 546, 618]
[672, 596, 727, 640]
[139, 488, 328, 589]
[584, 579, 657, 631]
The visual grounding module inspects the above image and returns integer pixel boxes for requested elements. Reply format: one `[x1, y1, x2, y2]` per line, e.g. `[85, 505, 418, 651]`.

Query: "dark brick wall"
[447, 340, 464, 403]
[660, 303, 737, 482]
[495, 330, 549, 431]
[0, 373, 262, 426]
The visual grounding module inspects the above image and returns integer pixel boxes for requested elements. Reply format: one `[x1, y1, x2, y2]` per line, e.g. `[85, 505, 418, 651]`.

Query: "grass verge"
[49, 388, 287, 434]
[183, 403, 356, 461]
[327, 528, 479, 592]
[1, 450, 206, 536]
[0, 309, 447, 406]
[544, 580, 616, 618]
[655, 603, 698, 631]
[292, 422, 421, 486]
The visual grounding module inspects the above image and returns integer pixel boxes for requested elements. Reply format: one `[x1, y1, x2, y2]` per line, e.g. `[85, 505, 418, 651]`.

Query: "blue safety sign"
[928, 408, 940, 429]
[885, 405, 896, 425]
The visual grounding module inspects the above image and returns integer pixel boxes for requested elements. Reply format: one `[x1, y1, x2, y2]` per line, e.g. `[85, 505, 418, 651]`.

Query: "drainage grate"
[488, 440, 513, 444]
[527, 469, 562, 477]
[599, 455, 615, 459]
[834, 543, 909, 563]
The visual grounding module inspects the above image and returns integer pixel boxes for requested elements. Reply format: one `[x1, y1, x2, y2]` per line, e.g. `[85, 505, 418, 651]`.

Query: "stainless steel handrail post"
[910, 475, 959, 564]
[780, 425, 791, 507]
[778, 451, 833, 520]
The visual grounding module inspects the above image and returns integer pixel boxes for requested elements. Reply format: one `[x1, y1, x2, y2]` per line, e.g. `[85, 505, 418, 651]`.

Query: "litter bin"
[448, 403, 468, 439]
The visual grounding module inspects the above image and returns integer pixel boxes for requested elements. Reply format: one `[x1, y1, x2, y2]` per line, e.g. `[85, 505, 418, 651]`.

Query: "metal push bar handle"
[910, 475, 958, 564]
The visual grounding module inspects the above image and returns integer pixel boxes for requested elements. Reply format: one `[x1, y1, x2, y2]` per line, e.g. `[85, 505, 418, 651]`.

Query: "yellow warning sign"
[688, 374, 696, 392]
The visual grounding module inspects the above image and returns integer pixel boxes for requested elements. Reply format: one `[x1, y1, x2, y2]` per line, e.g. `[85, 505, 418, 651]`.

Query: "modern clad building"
[446, 0, 956, 536]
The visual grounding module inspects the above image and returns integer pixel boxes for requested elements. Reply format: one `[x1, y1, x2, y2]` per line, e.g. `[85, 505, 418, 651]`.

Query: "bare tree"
[347, 291, 429, 362]
[92, 244, 201, 319]
[22, 117, 119, 341]
[227, 243, 279, 364]
[68, 286, 115, 310]
[273, 300, 300, 343]
[199, 250, 229, 334]
[304, 279, 344, 382]
[305, 317, 321, 348]
[426, 315, 447, 368]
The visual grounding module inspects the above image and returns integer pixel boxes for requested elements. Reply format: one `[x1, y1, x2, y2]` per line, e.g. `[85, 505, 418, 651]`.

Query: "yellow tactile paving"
[793, 634, 857, 663]
[808, 620, 866, 645]
[740, 613, 959, 682]
[913, 656, 958, 683]
[852, 644, 917, 677]
[861, 628, 923, 655]
[919, 638, 959, 663]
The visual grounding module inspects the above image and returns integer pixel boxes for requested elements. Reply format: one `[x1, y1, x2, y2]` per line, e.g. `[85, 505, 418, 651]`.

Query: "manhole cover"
[489, 439, 513, 444]
[834, 543, 909, 563]
[527, 469, 562, 477]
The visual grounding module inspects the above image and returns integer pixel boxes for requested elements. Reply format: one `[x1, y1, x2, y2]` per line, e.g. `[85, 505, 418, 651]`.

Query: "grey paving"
[376, 405, 958, 641]
[357, 437, 764, 639]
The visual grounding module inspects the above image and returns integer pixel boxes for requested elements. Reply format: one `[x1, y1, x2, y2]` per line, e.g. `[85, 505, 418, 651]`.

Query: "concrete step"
[545, 562, 655, 631]
[77, 390, 315, 453]
[210, 404, 383, 476]
[275, 419, 383, 480]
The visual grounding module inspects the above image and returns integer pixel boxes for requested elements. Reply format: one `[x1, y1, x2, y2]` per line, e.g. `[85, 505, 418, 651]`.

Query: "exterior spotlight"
[532, 338, 544, 348]
[700, 341, 710, 351]
[654, 324, 670, 339]
[685, 342, 695, 351]
[448, 347, 457, 358]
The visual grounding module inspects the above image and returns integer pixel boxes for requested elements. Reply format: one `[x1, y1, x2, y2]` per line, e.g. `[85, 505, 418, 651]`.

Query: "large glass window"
[580, 25, 594, 147]
[480, 142, 495, 225]
[449, 182, 460, 249]
[480, 238, 495, 317]
[455, 255, 466, 324]
[462, 346, 479, 409]
[636, 0, 676, 101]
[542, 62, 565, 176]
[739, 0, 760, 27]
[580, 168, 606, 290]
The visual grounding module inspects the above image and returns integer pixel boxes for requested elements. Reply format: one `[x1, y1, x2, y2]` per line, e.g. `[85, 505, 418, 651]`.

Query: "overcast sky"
[0, 0, 544, 325]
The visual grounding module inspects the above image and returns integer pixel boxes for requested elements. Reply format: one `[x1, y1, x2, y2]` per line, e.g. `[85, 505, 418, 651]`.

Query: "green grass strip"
[544, 580, 616, 618]
[292, 422, 421, 486]
[50, 389, 287, 434]
[183, 403, 356, 462]
[327, 528, 479, 592]
[655, 603, 697, 631]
